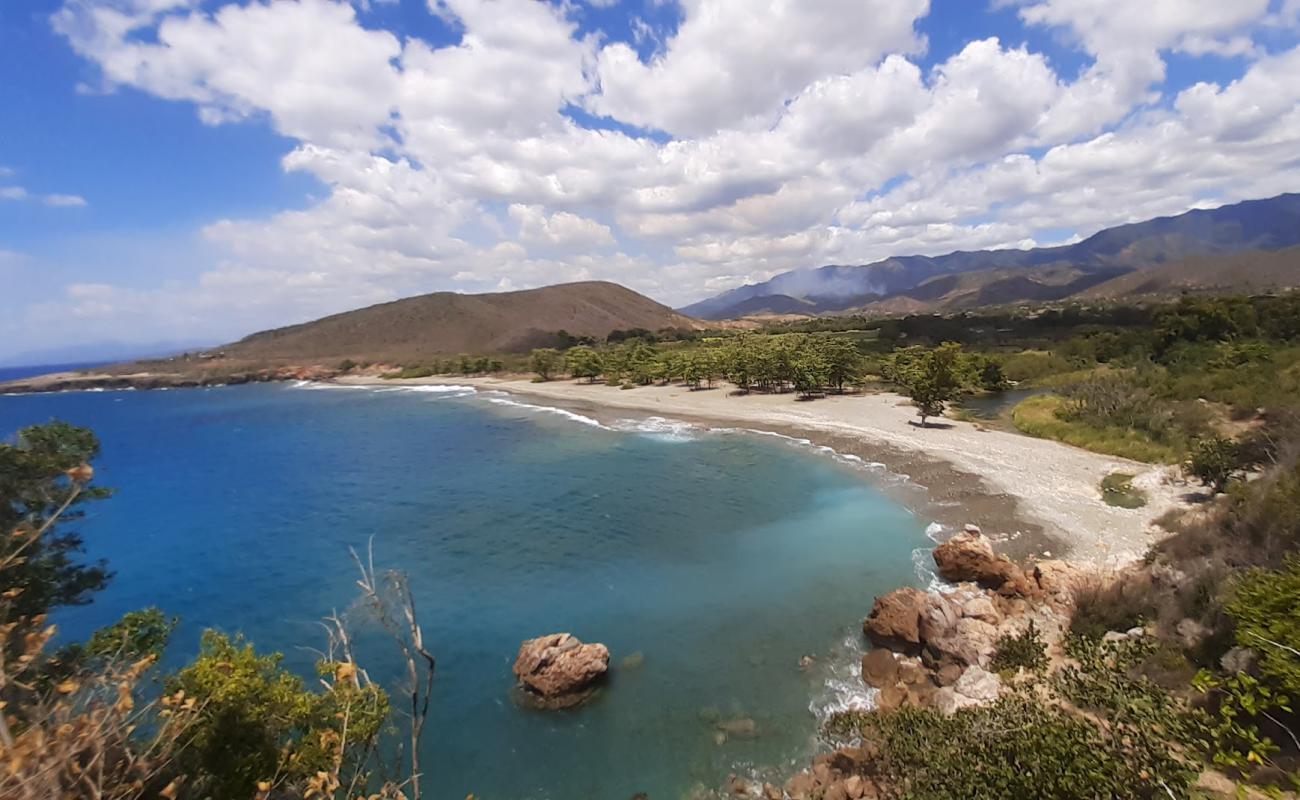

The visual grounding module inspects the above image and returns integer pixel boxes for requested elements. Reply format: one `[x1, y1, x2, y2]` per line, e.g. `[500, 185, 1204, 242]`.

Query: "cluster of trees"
[533, 334, 868, 397]
[1, 422, 434, 800]
[532, 335, 1010, 423]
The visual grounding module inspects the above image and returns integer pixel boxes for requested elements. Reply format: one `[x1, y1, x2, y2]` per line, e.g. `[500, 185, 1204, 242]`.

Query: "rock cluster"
[931, 528, 1039, 598]
[512, 633, 609, 709]
[728, 529, 1088, 797]
[729, 745, 882, 799]
[857, 529, 1083, 722]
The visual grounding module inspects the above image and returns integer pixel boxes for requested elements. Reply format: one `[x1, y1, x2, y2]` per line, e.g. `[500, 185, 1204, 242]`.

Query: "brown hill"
[222, 281, 705, 363]
[1078, 246, 1300, 299]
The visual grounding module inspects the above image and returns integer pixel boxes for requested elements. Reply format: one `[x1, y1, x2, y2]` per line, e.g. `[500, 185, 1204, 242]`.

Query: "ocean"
[0, 381, 931, 798]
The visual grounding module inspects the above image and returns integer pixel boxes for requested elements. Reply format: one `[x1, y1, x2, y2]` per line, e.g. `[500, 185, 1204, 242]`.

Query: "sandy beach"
[337, 374, 1190, 565]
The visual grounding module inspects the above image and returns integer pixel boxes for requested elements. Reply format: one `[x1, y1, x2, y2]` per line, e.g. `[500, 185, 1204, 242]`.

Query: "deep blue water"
[0, 361, 113, 382]
[0, 383, 929, 799]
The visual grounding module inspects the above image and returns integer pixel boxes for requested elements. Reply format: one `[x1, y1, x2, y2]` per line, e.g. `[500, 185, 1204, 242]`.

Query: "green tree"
[565, 346, 603, 383]
[530, 348, 562, 381]
[0, 421, 112, 623]
[792, 349, 830, 398]
[818, 337, 862, 393]
[898, 342, 965, 426]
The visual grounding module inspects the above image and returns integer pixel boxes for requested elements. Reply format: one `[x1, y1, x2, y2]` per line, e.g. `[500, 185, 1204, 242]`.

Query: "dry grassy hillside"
[1078, 245, 1300, 299]
[223, 281, 704, 363]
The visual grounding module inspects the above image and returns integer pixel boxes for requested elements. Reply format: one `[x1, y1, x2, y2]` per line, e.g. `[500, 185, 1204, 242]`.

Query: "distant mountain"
[220, 281, 705, 363]
[680, 193, 1300, 319]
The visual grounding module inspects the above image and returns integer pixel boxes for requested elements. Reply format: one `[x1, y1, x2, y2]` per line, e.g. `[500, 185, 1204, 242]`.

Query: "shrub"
[1195, 560, 1300, 781]
[828, 688, 1203, 800]
[168, 631, 389, 800]
[1188, 435, 1241, 493]
[1069, 573, 1157, 640]
[990, 621, 1048, 675]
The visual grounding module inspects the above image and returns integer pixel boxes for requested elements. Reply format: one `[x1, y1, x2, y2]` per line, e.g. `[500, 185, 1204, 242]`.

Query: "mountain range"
[680, 193, 1300, 320]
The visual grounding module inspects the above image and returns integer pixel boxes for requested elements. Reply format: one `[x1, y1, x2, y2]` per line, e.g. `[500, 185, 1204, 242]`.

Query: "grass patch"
[1011, 395, 1181, 463]
[1100, 472, 1148, 509]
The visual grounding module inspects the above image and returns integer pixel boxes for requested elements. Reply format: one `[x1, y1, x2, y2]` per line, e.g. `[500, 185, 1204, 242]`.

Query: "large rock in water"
[513, 633, 609, 709]
[932, 531, 1037, 598]
[863, 587, 929, 651]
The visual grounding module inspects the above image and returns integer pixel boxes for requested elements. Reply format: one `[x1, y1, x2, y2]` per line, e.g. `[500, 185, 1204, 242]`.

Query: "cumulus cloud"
[11, 0, 1299, 356]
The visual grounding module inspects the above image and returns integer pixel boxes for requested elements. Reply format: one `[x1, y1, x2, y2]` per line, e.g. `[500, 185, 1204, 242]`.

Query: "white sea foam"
[484, 397, 610, 428]
[610, 416, 699, 441]
[811, 632, 878, 723]
[288, 380, 477, 399]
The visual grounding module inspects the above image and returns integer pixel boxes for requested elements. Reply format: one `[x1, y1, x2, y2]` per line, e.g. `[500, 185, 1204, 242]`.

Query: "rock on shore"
[512, 633, 609, 709]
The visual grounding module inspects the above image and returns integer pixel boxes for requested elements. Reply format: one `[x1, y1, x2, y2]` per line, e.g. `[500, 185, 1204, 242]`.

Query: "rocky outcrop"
[932, 530, 1038, 598]
[512, 633, 609, 709]
[862, 587, 928, 651]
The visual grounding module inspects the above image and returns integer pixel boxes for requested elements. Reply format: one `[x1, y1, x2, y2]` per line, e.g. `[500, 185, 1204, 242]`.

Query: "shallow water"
[955, 387, 1049, 421]
[0, 383, 930, 799]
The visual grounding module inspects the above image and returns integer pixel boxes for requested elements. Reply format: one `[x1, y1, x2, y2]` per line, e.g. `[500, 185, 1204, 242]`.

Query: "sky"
[2, 0, 1300, 361]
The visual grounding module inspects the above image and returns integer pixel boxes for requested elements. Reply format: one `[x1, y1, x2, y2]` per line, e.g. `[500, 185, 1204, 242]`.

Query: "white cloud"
[508, 204, 616, 248]
[42, 193, 89, 208]
[586, 0, 929, 137]
[12, 0, 1298, 358]
[1, 178, 86, 208]
[54, 0, 403, 148]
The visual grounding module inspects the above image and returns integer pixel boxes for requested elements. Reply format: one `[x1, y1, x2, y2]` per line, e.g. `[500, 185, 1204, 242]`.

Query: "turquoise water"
[0, 383, 929, 798]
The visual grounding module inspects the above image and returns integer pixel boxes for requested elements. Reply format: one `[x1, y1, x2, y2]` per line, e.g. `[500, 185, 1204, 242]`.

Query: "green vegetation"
[1188, 435, 1241, 493]
[989, 621, 1048, 675]
[1011, 395, 1180, 462]
[1100, 472, 1148, 509]
[169, 631, 389, 799]
[0, 421, 112, 624]
[1194, 560, 1300, 777]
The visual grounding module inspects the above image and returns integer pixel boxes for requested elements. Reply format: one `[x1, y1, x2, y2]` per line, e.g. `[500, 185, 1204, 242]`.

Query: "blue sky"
[2, 0, 1298, 362]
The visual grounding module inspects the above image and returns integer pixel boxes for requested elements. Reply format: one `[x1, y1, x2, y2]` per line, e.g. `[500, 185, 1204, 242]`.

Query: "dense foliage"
[169, 631, 390, 799]
[0, 421, 111, 623]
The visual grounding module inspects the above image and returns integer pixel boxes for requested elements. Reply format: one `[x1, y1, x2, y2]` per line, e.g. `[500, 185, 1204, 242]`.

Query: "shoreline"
[336, 374, 1190, 565]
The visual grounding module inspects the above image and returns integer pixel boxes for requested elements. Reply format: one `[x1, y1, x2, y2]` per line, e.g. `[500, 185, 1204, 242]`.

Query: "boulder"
[933, 531, 1037, 598]
[863, 587, 929, 650]
[926, 617, 999, 667]
[785, 773, 816, 800]
[860, 648, 901, 689]
[935, 662, 964, 687]
[934, 667, 1002, 715]
[717, 718, 759, 739]
[1221, 646, 1258, 675]
[874, 683, 909, 713]
[919, 593, 962, 643]
[512, 633, 609, 709]
[1176, 618, 1213, 651]
[1033, 560, 1087, 606]
[960, 595, 1002, 625]
[954, 665, 1001, 703]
